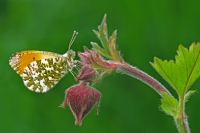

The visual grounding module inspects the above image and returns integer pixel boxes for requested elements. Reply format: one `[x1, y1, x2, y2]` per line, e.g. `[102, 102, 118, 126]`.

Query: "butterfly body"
[9, 49, 78, 93]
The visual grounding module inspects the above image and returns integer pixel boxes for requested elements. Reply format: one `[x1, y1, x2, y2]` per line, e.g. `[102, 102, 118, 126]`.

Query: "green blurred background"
[1, 0, 200, 133]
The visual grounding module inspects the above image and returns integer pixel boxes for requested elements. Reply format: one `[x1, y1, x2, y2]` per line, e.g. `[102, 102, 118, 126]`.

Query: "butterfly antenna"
[68, 31, 78, 50]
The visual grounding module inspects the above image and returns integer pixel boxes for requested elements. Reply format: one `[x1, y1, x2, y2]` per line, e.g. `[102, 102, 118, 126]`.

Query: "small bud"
[78, 47, 92, 65]
[78, 46, 117, 69]
[60, 82, 101, 126]
[76, 65, 96, 82]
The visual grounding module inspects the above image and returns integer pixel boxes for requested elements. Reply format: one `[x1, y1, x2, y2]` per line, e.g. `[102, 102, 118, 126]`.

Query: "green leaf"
[108, 30, 123, 63]
[184, 90, 195, 102]
[93, 14, 109, 52]
[91, 42, 111, 59]
[93, 14, 123, 63]
[151, 43, 200, 95]
[161, 92, 179, 116]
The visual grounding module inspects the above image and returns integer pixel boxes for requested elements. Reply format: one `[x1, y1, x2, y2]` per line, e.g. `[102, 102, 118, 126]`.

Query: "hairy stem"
[115, 62, 190, 133]
[175, 95, 190, 133]
[115, 62, 171, 97]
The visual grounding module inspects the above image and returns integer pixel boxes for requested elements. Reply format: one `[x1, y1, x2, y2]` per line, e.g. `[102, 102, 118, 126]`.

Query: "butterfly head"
[63, 49, 76, 59]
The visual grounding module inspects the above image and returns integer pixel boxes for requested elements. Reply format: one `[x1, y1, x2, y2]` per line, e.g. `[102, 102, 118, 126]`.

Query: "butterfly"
[9, 31, 79, 93]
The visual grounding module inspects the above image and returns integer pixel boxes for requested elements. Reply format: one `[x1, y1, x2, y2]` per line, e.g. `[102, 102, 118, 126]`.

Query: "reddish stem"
[115, 62, 171, 97]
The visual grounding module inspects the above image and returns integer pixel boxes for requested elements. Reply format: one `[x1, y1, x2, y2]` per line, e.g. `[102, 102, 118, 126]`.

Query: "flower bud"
[78, 46, 117, 69]
[60, 82, 101, 126]
[76, 65, 96, 82]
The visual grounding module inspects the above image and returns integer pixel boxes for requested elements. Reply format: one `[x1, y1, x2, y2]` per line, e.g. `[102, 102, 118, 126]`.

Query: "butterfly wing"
[9, 50, 68, 92]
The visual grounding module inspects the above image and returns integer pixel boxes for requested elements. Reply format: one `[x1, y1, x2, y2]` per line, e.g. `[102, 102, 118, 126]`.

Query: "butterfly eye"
[69, 50, 76, 58]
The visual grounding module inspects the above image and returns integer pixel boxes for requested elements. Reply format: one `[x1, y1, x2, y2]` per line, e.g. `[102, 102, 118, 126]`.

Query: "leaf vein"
[156, 59, 177, 90]
[184, 50, 200, 91]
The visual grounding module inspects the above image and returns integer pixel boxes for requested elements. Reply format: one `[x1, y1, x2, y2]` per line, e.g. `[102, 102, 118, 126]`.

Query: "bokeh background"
[1, 0, 200, 133]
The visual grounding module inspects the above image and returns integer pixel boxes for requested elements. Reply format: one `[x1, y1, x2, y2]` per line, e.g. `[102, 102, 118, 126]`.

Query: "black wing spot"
[33, 57, 35, 60]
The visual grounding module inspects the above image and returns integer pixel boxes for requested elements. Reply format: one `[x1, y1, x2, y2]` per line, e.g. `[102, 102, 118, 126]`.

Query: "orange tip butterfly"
[9, 31, 79, 93]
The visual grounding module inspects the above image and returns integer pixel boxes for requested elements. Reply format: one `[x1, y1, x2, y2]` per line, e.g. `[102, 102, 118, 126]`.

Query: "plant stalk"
[115, 62, 191, 133]
[174, 95, 190, 133]
[115, 62, 171, 97]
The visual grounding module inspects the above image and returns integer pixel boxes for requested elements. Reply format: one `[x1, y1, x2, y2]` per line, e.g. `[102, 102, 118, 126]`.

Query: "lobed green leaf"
[93, 14, 109, 52]
[108, 30, 123, 63]
[161, 92, 179, 116]
[184, 90, 195, 103]
[91, 42, 111, 59]
[151, 43, 200, 95]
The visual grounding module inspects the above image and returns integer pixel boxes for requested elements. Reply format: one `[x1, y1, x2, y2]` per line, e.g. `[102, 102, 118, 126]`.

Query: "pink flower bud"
[60, 82, 101, 126]
[76, 65, 96, 82]
[78, 47, 92, 65]
[78, 46, 117, 69]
